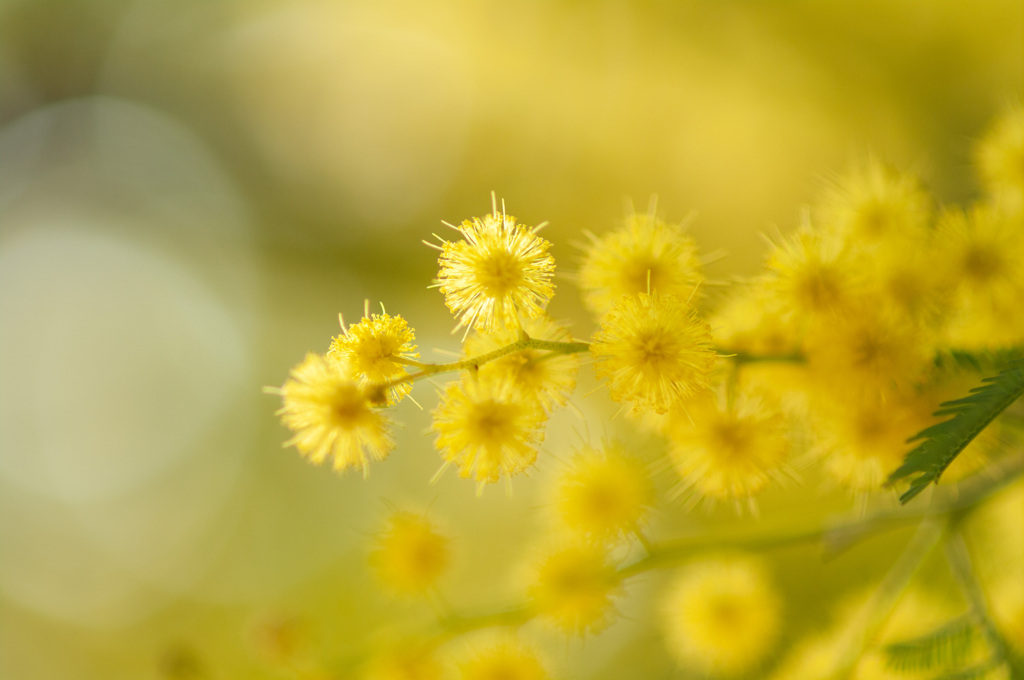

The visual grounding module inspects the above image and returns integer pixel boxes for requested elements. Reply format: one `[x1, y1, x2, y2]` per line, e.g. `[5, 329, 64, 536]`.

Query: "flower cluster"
[265, 109, 1024, 680]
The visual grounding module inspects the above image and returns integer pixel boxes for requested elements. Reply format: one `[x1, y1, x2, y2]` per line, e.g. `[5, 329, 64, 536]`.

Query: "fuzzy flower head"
[763, 225, 857, 326]
[432, 197, 555, 334]
[554, 442, 653, 544]
[457, 639, 549, 680]
[528, 543, 619, 636]
[937, 205, 1024, 349]
[462, 315, 579, 413]
[361, 642, 444, 680]
[368, 511, 451, 595]
[975, 104, 1024, 206]
[819, 158, 932, 244]
[328, 302, 418, 406]
[667, 390, 791, 509]
[860, 232, 946, 328]
[710, 282, 798, 357]
[810, 392, 931, 493]
[431, 375, 547, 491]
[579, 211, 703, 315]
[661, 556, 782, 677]
[591, 292, 716, 415]
[273, 353, 394, 476]
[804, 301, 934, 396]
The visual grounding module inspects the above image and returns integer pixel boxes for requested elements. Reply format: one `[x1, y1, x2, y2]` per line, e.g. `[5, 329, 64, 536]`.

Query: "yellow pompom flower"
[579, 212, 703, 315]
[361, 642, 444, 680]
[861, 232, 946, 328]
[804, 302, 933, 396]
[458, 639, 549, 680]
[666, 390, 791, 508]
[328, 303, 418, 406]
[710, 282, 798, 357]
[528, 543, 620, 635]
[554, 443, 653, 543]
[591, 292, 716, 415]
[462, 315, 579, 413]
[819, 158, 932, 244]
[975, 104, 1024, 206]
[810, 392, 931, 493]
[368, 511, 451, 595]
[763, 226, 857, 326]
[432, 199, 555, 333]
[937, 204, 1024, 349]
[661, 556, 782, 677]
[431, 375, 547, 490]
[272, 353, 395, 476]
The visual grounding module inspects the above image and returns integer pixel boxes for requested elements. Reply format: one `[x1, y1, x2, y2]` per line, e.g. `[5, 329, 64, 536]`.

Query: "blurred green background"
[0, 1, 1020, 678]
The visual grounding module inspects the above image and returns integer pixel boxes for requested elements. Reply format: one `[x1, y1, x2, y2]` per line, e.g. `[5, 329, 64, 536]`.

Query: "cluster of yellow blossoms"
[268, 108, 1024, 679]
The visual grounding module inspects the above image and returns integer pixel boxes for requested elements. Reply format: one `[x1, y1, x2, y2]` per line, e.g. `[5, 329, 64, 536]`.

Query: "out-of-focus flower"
[579, 212, 703, 315]
[763, 226, 858, 327]
[666, 389, 791, 509]
[819, 158, 932, 244]
[975, 105, 1024, 207]
[937, 204, 1024, 349]
[661, 556, 782, 676]
[804, 302, 934, 396]
[272, 353, 395, 475]
[457, 638, 549, 680]
[553, 443, 653, 544]
[369, 512, 451, 595]
[361, 641, 445, 680]
[528, 543, 619, 636]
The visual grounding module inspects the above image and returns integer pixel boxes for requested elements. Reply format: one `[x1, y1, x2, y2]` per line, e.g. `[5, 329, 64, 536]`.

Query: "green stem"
[617, 454, 1022, 580]
[944, 530, 1023, 678]
[831, 517, 947, 680]
[386, 338, 590, 388]
[730, 351, 805, 365]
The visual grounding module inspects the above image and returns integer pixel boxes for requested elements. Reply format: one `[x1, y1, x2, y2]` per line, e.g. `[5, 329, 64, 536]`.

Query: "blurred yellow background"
[0, 1, 1020, 678]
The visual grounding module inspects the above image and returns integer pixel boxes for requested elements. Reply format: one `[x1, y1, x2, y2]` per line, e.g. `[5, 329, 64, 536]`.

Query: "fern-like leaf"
[927, 658, 1006, 680]
[884, 615, 977, 673]
[888, 358, 1024, 504]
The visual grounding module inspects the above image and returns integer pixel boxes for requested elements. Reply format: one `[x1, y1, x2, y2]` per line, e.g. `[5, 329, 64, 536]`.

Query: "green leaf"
[927, 658, 1006, 680]
[884, 615, 977, 673]
[888, 358, 1024, 504]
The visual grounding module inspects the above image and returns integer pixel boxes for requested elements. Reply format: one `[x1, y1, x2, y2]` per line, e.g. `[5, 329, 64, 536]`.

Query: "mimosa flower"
[666, 390, 791, 507]
[361, 642, 444, 680]
[661, 556, 782, 676]
[763, 226, 858, 325]
[554, 443, 653, 543]
[591, 292, 716, 415]
[937, 204, 1024, 349]
[273, 353, 394, 476]
[975, 104, 1024, 205]
[710, 282, 798, 357]
[369, 511, 451, 595]
[579, 212, 703, 315]
[328, 303, 418, 406]
[432, 199, 555, 333]
[819, 158, 932, 243]
[804, 302, 933, 395]
[462, 314, 580, 413]
[810, 392, 931, 492]
[431, 375, 547, 490]
[458, 639, 549, 680]
[528, 543, 619, 635]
